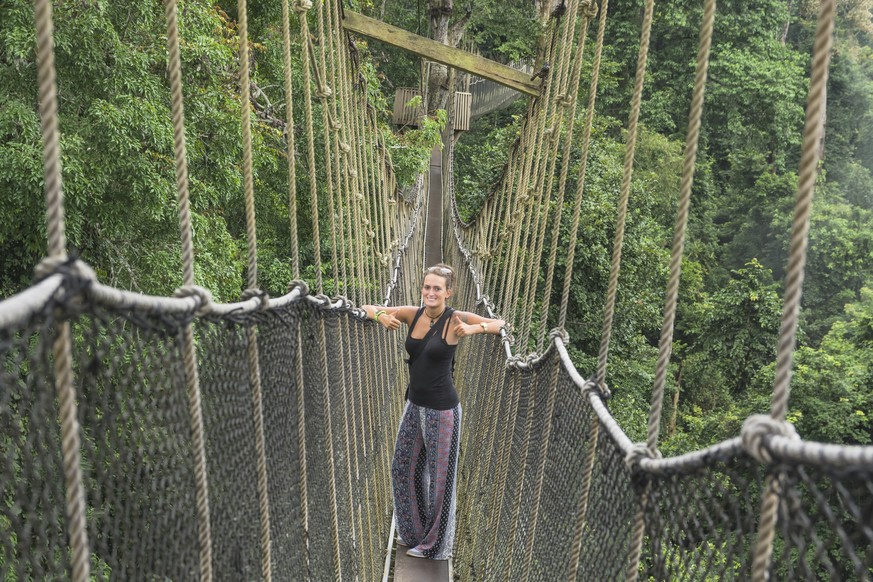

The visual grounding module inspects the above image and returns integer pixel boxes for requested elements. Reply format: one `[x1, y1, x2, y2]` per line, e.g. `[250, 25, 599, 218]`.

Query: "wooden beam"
[342, 10, 540, 97]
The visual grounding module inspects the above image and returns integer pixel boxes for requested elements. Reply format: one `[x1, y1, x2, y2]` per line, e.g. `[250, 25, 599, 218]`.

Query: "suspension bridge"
[3, 0, 872, 580]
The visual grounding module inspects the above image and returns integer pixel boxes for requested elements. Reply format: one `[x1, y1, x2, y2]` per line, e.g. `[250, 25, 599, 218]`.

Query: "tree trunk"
[781, 0, 793, 46]
[426, 0, 453, 114]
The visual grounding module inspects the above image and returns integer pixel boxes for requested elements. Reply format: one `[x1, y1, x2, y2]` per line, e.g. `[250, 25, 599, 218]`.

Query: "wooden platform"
[392, 540, 451, 582]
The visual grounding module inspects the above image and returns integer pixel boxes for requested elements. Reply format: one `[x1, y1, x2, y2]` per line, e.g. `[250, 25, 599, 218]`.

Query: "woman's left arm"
[450, 311, 507, 338]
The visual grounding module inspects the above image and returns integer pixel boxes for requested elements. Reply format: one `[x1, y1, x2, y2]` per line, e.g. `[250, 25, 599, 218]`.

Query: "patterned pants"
[391, 401, 461, 560]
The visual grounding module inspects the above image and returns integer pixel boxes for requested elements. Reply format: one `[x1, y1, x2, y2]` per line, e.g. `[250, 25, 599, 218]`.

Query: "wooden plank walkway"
[392, 540, 451, 582]
[424, 146, 443, 268]
[388, 145, 451, 582]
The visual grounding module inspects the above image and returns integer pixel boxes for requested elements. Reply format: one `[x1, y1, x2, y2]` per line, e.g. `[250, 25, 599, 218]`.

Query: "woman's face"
[421, 273, 451, 310]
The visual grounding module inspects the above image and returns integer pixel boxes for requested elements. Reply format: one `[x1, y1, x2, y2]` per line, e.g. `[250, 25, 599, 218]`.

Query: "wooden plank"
[393, 544, 450, 582]
[343, 10, 540, 97]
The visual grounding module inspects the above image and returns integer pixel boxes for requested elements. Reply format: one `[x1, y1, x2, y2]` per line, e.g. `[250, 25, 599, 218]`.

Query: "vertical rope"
[281, 4, 310, 575]
[297, 2, 324, 293]
[612, 2, 656, 580]
[164, 1, 214, 578]
[281, 0, 301, 279]
[567, 414, 600, 580]
[596, 0, 655, 387]
[237, 1, 272, 578]
[647, 0, 715, 453]
[559, 0, 608, 329]
[752, 1, 834, 580]
[33, 1, 90, 580]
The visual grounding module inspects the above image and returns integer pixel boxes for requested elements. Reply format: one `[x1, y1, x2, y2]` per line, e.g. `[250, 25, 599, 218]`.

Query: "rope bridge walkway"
[2, 1, 872, 582]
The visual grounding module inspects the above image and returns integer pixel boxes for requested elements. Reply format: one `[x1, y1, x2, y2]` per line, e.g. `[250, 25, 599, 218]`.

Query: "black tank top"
[404, 307, 459, 410]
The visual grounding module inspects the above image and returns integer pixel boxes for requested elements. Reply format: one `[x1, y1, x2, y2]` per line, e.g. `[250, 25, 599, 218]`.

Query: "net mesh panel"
[639, 453, 762, 580]
[75, 294, 200, 581]
[0, 296, 68, 580]
[4, 278, 872, 579]
[776, 461, 873, 580]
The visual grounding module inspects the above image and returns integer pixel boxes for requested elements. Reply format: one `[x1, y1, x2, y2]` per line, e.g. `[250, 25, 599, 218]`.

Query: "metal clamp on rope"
[741, 414, 799, 464]
[241, 287, 270, 311]
[174, 285, 214, 317]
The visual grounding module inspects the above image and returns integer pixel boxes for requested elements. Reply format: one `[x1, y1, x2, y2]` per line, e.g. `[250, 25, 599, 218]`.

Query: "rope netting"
[2, 0, 427, 579]
[4, 0, 873, 581]
[445, 0, 873, 580]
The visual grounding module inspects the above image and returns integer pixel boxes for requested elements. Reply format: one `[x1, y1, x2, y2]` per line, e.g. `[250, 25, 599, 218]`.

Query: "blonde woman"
[362, 264, 505, 560]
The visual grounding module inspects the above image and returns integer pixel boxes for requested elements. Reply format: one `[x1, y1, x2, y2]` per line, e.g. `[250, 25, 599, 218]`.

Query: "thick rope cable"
[647, 0, 715, 454]
[628, 2, 716, 576]
[613, 2, 655, 580]
[558, 0, 607, 330]
[752, 2, 834, 580]
[596, 0, 655, 388]
[297, 4, 342, 576]
[33, 1, 90, 580]
[164, 1, 214, 578]
[281, 2, 310, 572]
[236, 1, 273, 578]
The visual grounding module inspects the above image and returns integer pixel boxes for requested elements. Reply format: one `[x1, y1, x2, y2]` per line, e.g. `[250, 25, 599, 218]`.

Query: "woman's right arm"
[361, 305, 415, 330]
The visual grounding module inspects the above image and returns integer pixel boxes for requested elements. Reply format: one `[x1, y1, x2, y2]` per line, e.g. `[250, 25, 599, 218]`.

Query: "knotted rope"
[752, 6, 834, 579]
[33, 1, 90, 580]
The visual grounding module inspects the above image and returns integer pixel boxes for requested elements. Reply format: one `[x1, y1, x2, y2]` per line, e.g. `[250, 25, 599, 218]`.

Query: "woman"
[362, 264, 506, 560]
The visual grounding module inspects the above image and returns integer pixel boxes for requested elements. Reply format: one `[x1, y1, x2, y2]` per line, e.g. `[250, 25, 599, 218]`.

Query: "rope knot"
[625, 443, 662, 470]
[340, 142, 352, 153]
[741, 414, 799, 464]
[581, 378, 611, 400]
[580, 0, 599, 18]
[34, 256, 98, 284]
[368, 230, 376, 239]
[316, 85, 333, 99]
[348, 168, 358, 178]
[330, 119, 342, 131]
[174, 285, 214, 316]
[292, 0, 312, 13]
[548, 327, 570, 344]
[288, 279, 310, 296]
[241, 288, 270, 310]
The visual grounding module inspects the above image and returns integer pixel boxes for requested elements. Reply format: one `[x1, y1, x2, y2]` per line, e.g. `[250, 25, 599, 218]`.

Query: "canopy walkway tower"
[2, 0, 871, 581]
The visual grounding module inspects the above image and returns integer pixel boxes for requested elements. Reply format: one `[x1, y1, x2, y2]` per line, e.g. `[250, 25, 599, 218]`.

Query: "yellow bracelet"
[375, 309, 387, 322]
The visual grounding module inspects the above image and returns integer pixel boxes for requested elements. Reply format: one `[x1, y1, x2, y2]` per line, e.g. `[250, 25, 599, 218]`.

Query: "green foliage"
[384, 107, 446, 187]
